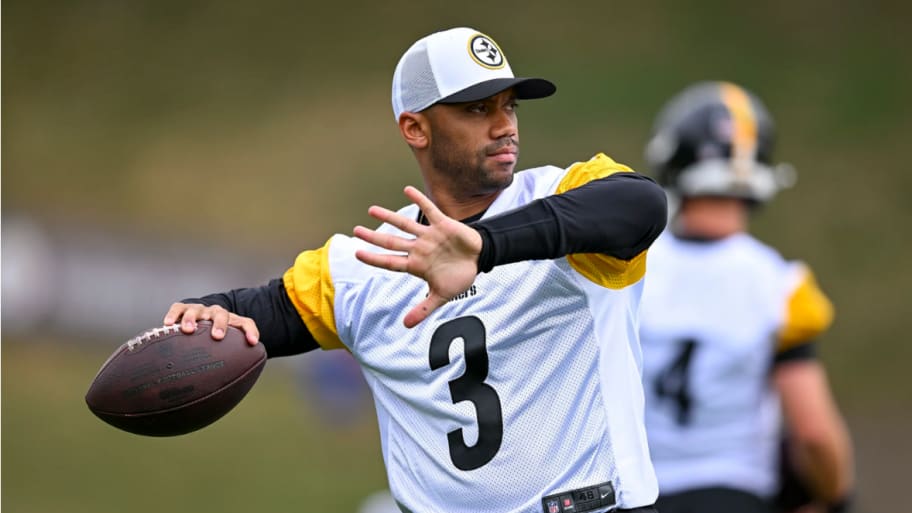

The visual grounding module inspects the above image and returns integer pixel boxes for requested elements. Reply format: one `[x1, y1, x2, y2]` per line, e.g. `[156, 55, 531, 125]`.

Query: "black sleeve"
[774, 341, 818, 365]
[472, 172, 668, 272]
[182, 278, 320, 358]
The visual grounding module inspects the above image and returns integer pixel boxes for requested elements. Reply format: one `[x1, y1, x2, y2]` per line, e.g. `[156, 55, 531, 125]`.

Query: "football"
[85, 320, 267, 436]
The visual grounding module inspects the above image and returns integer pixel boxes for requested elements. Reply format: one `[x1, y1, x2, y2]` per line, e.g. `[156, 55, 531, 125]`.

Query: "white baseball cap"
[391, 27, 556, 120]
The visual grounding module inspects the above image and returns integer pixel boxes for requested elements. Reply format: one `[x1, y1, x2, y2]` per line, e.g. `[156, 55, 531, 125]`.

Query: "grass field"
[3, 338, 908, 512]
[1, 339, 389, 513]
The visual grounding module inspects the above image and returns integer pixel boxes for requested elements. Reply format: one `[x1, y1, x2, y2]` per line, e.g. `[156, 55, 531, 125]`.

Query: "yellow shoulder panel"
[777, 266, 835, 352]
[282, 239, 345, 350]
[556, 153, 633, 194]
[566, 250, 648, 289]
[559, 153, 644, 289]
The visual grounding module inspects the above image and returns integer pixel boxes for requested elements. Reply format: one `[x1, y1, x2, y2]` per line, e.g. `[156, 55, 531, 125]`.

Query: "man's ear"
[399, 112, 430, 150]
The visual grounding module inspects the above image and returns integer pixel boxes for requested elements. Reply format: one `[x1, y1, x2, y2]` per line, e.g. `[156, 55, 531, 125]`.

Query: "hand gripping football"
[85, 320, 267, 436]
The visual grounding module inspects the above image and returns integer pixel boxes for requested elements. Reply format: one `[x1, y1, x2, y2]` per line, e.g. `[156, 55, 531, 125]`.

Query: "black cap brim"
[437, 77, 556, 104]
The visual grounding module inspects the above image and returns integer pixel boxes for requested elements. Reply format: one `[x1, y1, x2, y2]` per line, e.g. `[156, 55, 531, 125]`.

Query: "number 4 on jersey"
[653, 339, 697, 426]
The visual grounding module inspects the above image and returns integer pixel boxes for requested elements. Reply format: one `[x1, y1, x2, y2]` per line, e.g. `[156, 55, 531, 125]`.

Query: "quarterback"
[163, 28, 667, 513]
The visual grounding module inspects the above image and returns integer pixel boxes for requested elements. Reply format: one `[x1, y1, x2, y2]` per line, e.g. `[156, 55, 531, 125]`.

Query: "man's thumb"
[403, 293, 448, 328]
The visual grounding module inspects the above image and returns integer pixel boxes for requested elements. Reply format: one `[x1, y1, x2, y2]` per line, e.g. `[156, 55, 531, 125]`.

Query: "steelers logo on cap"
[468, 34, 506, 69]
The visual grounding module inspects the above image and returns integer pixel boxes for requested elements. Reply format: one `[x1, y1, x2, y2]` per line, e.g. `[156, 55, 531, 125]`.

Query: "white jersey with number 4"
[638, 232, 833, 498]
[283, 154, 658, 513]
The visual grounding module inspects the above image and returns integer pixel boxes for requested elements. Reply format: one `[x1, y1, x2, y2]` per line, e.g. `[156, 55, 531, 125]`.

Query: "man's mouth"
[487, 145, 518, 163]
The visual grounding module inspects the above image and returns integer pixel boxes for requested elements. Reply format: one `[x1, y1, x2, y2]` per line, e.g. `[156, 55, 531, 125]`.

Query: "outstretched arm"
[353, 173, 667, 328]
[473, 172, 667, 271]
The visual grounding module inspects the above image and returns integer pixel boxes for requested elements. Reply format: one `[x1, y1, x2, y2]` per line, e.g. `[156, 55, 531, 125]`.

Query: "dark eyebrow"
[499, 91, 518, 105]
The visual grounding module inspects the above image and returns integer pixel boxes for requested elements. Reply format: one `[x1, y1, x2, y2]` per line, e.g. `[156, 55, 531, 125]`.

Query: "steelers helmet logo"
[468, 34, 506, 69]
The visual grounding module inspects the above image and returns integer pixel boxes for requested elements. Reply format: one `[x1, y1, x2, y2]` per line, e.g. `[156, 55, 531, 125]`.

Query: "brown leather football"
[85, 320, 266, 436]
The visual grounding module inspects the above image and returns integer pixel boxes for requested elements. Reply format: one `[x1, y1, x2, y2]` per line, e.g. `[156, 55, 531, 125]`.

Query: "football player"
[163, 27, 667, 513]
[638, 81, 855, 513]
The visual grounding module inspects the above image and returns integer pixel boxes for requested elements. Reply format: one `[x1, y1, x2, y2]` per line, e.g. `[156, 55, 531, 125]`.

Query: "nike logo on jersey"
[541, 481, 615, 513]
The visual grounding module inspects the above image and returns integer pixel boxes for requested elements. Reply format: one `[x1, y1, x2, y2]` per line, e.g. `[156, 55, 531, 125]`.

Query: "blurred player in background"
[163, 27, 667, 513]
[637, 81, 855, 513]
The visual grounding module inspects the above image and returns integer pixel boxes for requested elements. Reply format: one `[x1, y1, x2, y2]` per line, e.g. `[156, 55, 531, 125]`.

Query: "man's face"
[424, 89, 520, 196]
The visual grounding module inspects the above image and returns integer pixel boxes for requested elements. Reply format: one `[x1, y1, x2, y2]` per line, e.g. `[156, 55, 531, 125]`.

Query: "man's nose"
[490, 108, 517, 140]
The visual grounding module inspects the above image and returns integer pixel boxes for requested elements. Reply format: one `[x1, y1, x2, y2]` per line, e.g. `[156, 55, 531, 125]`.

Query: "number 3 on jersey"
[429, 316, 503, 471]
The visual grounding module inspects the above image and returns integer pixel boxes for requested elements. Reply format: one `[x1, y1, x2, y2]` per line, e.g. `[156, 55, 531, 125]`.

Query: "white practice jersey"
[638, 232, 833, 498]
[283, 155, 658, 513]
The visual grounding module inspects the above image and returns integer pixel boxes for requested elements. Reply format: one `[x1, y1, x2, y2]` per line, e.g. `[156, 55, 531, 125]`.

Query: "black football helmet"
[645, 81, 795, 203]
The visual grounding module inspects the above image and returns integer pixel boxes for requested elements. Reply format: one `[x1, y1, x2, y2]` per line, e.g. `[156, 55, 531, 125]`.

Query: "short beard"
[430, 136, 518, 196]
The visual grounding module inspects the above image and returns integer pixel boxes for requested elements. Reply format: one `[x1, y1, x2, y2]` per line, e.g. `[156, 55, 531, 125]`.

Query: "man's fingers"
[355, 249, 409, 273]
[208, 307, 231, 340]
[163, 303, 258, 346]
[209, 310, 259, 345]
[165, 303, 225, 338]
[227, 313, 260, 346]
[403, 293, 448, 329]
[353, 226, 413, 253]
[175, 304, 203, 333]
[404, 186, 444, 224]
[163, 303, 188, 326]
[367, 205, 424, 235]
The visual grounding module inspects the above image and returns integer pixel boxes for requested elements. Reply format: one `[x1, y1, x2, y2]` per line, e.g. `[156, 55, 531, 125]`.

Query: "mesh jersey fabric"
[638, 232, 826, 498]
[320, 162, 658, 512]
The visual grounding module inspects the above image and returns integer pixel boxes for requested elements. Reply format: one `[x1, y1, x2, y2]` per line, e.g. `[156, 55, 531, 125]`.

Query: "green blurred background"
[3, 1, 910, 512]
